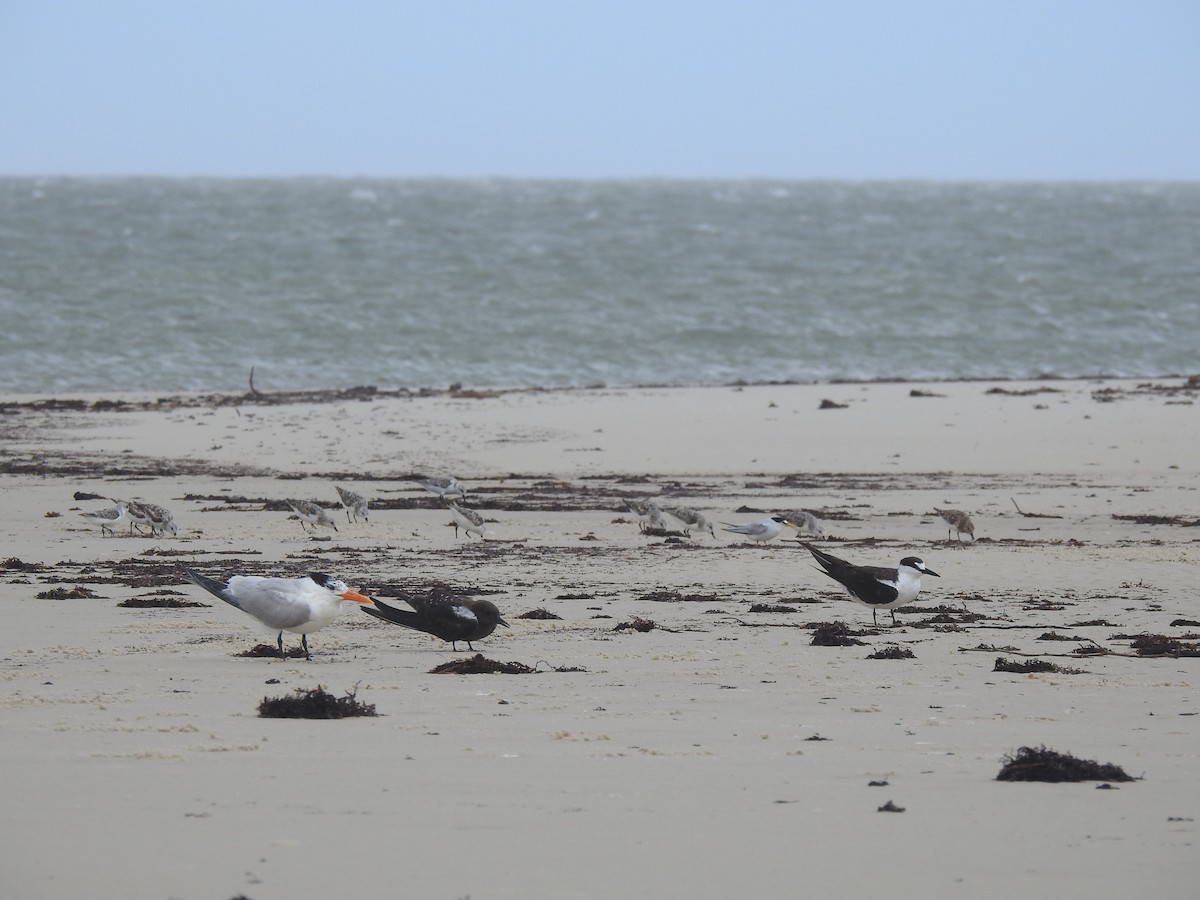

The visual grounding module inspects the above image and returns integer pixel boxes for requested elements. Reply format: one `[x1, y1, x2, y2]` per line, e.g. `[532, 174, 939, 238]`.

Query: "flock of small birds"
[76, 477, 979, 658]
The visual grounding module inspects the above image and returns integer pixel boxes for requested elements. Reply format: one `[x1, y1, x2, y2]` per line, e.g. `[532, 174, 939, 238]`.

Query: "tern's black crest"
[308, 573, 333, 588]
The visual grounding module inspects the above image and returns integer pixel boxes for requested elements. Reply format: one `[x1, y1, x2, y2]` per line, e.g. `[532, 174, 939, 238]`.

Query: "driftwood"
[1011, 498, 1063, 519]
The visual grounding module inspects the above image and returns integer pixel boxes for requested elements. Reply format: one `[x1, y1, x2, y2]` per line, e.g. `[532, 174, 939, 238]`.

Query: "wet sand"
[1, 378, 1198, 898]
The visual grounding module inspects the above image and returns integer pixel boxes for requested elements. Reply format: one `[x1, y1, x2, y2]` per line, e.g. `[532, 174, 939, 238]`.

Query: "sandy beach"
[1, 377, 1198, 898]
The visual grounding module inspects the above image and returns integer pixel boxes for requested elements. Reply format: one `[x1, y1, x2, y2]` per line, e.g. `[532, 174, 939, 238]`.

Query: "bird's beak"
[497, 617, 511, 628]
[340, 590, 376, 606]
[783, 520, 800, 529]
[925, 568, 941, 578]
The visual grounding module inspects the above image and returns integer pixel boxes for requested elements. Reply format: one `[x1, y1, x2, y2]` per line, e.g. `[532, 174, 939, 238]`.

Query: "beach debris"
[517, 608, 562, 620]
[36, 586, 99, 599]
[614, 616, 657, 633]
[1010, 498, 1062, 519]
[1111, 513, 1200, 527]
[809, 621, 868, 646]
[819, 398, 848, 409]
[996, 746, 1135, 783]
[258, 685, 376, 719]
[1126, 634, 1200, 657]
[238, 643, 308, 659]
[429, 654, 536, 675]
[2, 557, 43, 572]
[118, 593, 208, 608]
[867, 645, 916, 659]
[748, 603, 796, 614]
[994, 657, 1085, 674]
[877, 800, 906, 812]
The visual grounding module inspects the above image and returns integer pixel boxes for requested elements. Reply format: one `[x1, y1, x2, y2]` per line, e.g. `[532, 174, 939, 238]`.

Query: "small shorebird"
[800, 542, 940, 626]
[123, 499, 152, 534]
[362, 588, 509, 651]
[80, 500, 127, 537]
[140, 502, 178, 537]
[662, 505, 716, 538]
[935, 508, 975, 542]
[286, 499, 339, 533]
[623, 498, 666, 532]
[721, 515, 799, 543]
[781, 509, 827, 540]
[418, 476, 467, 500]
[446, 500, 487, 539]
[335, 486, 369, 524]
[182, 568, 375, 660]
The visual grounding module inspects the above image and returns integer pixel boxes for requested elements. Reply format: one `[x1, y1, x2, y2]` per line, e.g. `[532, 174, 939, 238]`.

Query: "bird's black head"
[900, 557, 940, 577]
[309, 573, 333, 588]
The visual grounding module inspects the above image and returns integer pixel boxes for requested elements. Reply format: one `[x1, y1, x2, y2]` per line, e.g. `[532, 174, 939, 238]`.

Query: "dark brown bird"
[361, 587, 509, 651]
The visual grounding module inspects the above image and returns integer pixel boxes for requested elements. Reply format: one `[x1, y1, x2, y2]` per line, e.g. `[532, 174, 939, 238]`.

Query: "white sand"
[1, 378, 1197, 898]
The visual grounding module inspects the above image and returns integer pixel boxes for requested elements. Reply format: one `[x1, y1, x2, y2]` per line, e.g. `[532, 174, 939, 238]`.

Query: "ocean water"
[1, 177, 1197, 394]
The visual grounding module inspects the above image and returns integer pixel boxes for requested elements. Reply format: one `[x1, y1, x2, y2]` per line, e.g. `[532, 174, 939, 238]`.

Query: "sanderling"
[623, 498, 666, 532]
[800, 542, 940, 626]
[182, 568, 375, 660]
[662, 505, 716, 538]
[335, 486, 369, 524]
[80, 500, 127, 537]
[935, 508, 975, 542]
[418, 476, 467, 500]
[123, 499, 152, 534]
[446, 500, 487, 539]
[780, 509, 827, 540]
[720, 515, 799, 543]
[140, 502, 178, 537]
[286, 499, 339, 533]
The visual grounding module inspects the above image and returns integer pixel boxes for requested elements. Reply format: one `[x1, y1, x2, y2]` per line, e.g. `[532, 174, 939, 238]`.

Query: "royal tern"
[720, 515, 799, 543]
[800, 542, 940, 626]
[182, 568, 375, 659]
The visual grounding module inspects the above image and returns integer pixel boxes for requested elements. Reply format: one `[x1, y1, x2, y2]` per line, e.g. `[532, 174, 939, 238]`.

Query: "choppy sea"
[1, 177, 1197, 394]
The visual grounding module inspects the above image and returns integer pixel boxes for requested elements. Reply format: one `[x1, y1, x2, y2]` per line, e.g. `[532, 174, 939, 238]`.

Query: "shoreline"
[1, 377, 1197, 897]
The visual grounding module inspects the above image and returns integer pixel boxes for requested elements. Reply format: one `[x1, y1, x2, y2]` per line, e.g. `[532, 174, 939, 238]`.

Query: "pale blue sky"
[2, 1, 1197, 179]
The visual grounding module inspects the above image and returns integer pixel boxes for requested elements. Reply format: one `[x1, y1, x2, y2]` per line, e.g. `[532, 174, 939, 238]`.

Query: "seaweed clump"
[517, 608, 562, 620]
[994, 657, 1085, 674]
[36, 586, 99, 599]
[614, 617, 657, 632]
[810, 622, 867, 646]
[867, 645, 916, 659]
[238, 643, 307, 659]
[258, 685, 376, 719]
[430, 654, 537, 674]
[1128, 634, 1200, 657]
[996, 745, 1135, 783]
